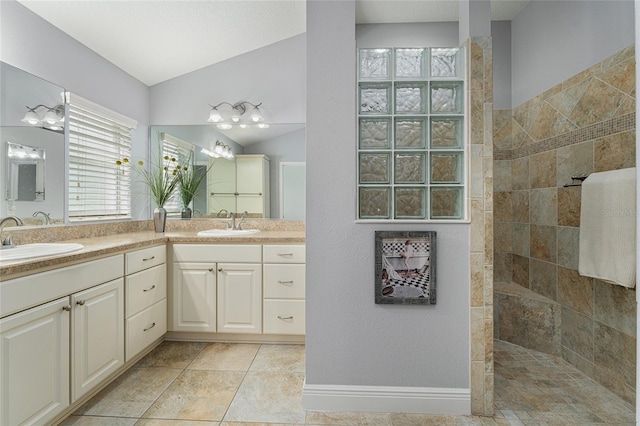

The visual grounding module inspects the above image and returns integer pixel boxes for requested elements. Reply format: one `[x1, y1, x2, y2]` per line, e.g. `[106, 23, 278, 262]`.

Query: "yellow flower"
[115, 160, 123, 166]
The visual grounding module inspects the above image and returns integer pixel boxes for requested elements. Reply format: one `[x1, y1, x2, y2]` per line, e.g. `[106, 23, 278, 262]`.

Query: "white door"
[72, 278, 124, 402]
[172, 263, 217, 332]
[217, 263, 262, 333]
[0, 297, 70, 426]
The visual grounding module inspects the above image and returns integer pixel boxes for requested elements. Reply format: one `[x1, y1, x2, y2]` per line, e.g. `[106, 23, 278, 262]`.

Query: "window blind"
[68, 94, 138, 220]
[160, 132, 195, 214]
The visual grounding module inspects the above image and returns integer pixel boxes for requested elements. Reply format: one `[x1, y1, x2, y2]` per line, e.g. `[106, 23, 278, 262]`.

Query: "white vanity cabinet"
[124, 245, 167, 361]
[170, 244, 262, 334]
[0, 297, 70, 426]
[262, 245, 306, 335]
[0, 254, 124, 426]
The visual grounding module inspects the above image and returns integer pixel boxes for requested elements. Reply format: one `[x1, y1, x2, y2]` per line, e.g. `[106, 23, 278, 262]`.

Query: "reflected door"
[280, 162, 305, 220]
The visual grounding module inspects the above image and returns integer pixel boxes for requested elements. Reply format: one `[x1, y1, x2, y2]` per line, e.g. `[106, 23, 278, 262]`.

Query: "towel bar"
[563, 174, 588, 187]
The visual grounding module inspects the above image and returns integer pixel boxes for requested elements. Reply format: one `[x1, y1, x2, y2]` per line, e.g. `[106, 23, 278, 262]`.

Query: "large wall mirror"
[150, 124, 306, 220]
[0, 61, 65, 224]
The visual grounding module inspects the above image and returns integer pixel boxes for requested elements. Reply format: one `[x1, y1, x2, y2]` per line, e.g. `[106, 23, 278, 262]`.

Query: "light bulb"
[42, 110, 60, 125]
[22, 110, 41, 125]
[249, 106, 262, 122]
[217, 123, 232, 130]
[208, 108, 223, 123]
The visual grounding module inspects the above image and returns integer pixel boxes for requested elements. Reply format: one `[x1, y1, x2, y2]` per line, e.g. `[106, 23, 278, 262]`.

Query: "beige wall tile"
[529, 188, 558, 226]
[530, 224, 556, 263]
[594, 280, 637, 337]
[529, 259, 558, 301]
[558, 267, 594, 317]
[556, 141, 594, 188]
[529, 150, 557, 189]
[557, 186, 581, 227]
[594, 129, 637, 172]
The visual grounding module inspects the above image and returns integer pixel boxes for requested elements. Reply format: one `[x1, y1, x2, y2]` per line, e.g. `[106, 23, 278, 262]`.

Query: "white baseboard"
[302, 382, 470, 415]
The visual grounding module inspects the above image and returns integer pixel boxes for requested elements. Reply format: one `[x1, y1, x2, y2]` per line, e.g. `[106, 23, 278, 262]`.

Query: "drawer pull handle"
[277, 253, 294, 257]
[76, 300, 86, 306]
[62, 305, 71, 312]
[143, 322, 156, 332]
[142, 256, 155, 261]
[143, 285, 156, 292]
[277, 280, 294, 285]
[277, 315, 294, 320]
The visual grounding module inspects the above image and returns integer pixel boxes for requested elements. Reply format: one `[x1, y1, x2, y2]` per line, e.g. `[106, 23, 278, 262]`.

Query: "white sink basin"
[197, 229, 260, 237]
[0, 243, 84, 262]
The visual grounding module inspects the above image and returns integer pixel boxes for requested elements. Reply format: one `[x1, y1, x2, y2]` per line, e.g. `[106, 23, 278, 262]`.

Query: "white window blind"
[68, 94, 138, 220]
[160, 132, 195, 214]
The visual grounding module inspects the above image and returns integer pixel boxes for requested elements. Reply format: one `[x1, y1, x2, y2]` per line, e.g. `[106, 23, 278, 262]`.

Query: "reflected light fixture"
[201, 141, 234, 160]
[207, 101, 269, 129]
[21, 104, 65, 130]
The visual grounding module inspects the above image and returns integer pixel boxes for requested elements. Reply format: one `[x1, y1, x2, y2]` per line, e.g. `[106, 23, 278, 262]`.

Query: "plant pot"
[153, 207, 167, 232]
[181, 207, 192, 219]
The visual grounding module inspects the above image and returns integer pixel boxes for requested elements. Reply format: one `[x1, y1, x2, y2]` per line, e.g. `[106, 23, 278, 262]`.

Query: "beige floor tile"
[136, 341, 208, 369]
[60, 416, 138, 425]
[249, 344, 305, 372]
[135, 419, 219, 425]
[74, 367, 182, 418]
[188, 342, 260, 371]
[307, 410, 391, 425]
[142, 369, 245, 421]
[223, 371, 305, 424]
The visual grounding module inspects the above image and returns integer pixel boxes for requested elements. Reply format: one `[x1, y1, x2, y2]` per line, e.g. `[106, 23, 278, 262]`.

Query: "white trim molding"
[302, 382, 471, 415]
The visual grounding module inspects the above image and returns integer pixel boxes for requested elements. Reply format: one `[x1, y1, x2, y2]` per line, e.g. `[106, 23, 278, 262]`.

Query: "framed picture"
[375, 231, 436, 305]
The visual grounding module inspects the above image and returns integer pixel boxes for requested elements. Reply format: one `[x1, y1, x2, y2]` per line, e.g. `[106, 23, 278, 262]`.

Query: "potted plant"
[176, 159, 210, 219]
[117, 155, 181, 232]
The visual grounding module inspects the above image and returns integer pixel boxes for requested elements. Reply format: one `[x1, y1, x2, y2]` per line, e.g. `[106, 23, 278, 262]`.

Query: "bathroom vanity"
[0, 224, 305, 426]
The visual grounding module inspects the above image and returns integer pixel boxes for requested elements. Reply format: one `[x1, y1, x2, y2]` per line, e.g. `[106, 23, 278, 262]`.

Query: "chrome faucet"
[226, 212, 236, 229]
[236, 211, 248, 230]
[33, 211, 51, 225]
[217, 209, 229, 218]
[0, 216, 25, 248]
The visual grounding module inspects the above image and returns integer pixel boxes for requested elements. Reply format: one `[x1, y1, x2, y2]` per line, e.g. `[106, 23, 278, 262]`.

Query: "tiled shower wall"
[493, 44, 636, 403]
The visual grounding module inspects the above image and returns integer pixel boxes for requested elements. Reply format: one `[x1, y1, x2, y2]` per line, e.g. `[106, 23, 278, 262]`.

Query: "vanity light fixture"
[21, 104, 65, 130]
[201, 141, 234, 160]
[207, 101, 269, 129]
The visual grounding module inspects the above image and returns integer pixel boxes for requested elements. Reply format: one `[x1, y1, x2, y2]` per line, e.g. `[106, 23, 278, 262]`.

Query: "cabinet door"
[236, 156, 266, 194]
[237, 195, 264, 215]
[217, 263, 262, 334]
[208, 157, 236, 193]
[72, 278, 125, 402]
[209, 194, 236, 215]
[172, 263, 216, 332]
[0, 297, 70, 426]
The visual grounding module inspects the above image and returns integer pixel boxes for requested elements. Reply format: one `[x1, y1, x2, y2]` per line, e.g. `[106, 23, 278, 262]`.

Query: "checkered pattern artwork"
[375, 231, 437, 305]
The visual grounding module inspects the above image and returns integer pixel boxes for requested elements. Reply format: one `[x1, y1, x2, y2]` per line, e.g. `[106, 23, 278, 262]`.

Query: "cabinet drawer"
[125, 245, 166, 275]
[263, 300, 305, 335]
[126, 299, 167, 361]
[126, 264, 167, 317]
[263, 245, 305, 263]
[263, 264, 305, 299]
[173, 244, 261, 263]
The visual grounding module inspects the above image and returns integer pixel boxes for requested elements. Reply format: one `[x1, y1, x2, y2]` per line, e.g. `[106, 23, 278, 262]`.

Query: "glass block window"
[357, 47, 465, 221]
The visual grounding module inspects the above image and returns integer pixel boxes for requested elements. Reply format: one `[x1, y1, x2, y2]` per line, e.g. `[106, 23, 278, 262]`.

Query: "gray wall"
[0, 0, 150, 220]
[306, 1, 470, 390]
[511, 0, 635, 107]
[149, 34, 306, 126]
[491, 21, 511, 110]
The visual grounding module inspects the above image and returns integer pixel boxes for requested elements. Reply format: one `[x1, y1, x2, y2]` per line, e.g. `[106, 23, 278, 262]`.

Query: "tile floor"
[60, 340, 635, 425]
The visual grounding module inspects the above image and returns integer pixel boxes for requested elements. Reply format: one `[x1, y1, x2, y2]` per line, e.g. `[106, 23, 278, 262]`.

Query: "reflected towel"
[578, 167, 637, 288]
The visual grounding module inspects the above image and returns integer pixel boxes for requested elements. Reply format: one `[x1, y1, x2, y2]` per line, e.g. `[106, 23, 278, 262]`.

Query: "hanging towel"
[578, 167, 637, 288]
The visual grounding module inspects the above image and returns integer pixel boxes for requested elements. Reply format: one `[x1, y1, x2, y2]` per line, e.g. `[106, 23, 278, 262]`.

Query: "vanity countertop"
[0, 230, 305, 280]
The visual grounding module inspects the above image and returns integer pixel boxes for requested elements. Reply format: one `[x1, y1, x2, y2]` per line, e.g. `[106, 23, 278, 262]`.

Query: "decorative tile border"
[495, 112, 635, 161]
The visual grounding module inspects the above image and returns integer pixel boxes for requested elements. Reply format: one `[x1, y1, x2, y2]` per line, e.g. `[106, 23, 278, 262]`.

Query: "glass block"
[395, 187, 426, 219]
[395, 153, 425, 184]
[431, 152, 462, 183]
[359, 48, 391, 80]
[359, 153, 390, 184]
[395, 118, 426, 149]
[430, 187, 462, 219]
[431, 117, 463, 149]
[394, 48, 426, 79]
[359, 118, 391, 149]
[360, 83, 391, 114]
[395, 83, 426, 114]
[430, 82, 463, 114]
[359, 187, 390, 219]
[431, 48, 461, 78]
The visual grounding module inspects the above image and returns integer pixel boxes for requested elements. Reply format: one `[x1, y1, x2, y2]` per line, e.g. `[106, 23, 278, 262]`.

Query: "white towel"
[578, 167, 637, 288]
